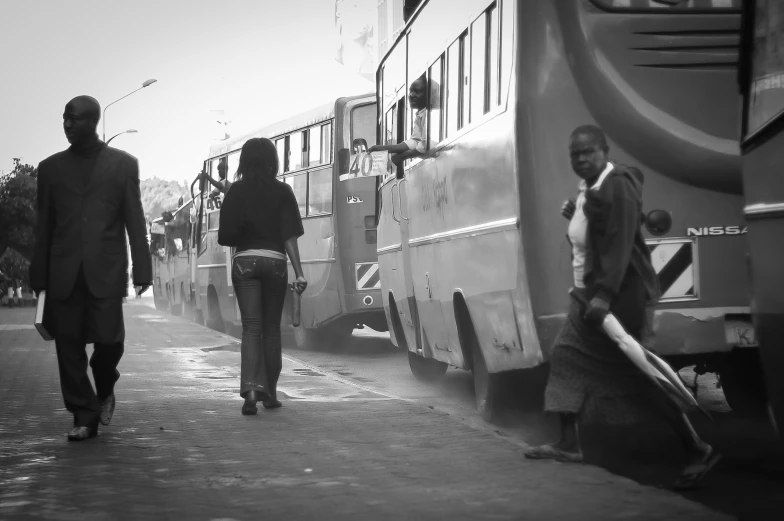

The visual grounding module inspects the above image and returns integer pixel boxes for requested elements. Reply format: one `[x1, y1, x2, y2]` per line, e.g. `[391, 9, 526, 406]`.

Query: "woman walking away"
[218, 138, 308, 415]
[524, 125, 721, 491]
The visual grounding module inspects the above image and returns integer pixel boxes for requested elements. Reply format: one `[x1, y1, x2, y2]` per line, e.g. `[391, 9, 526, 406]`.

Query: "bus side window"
[488, 3, 500, 109]
[309, 169, 332, 216]
[499, 0, 513, 107]
[285, 174, 308, 217]
[322, 122, 332, 164]
[470, 12, 486, 124]
[289, 131, 304, 171]
[446, 35, 466, 136]
[227, 151, 239, 181]
[276, 137, 287, 172]
[308, 125, 323, 166]
[199, 208, 207, 254]
[429, 55, 444, 145]
[208, 210, 220, 231]
[385, 105, 397, 145]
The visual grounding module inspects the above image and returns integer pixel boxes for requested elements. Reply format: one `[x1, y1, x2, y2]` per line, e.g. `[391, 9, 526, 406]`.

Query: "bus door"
[740, 0, 784, 436]
[195, 156, 232, 331]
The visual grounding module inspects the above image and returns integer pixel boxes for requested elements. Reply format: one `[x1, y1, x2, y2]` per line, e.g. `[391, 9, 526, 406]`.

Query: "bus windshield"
[744, 1, 784, 138]
[590, 0, 740, 11]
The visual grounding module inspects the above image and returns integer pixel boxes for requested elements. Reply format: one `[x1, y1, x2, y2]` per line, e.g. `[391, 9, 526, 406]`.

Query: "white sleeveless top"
[567, 162, 614, 288]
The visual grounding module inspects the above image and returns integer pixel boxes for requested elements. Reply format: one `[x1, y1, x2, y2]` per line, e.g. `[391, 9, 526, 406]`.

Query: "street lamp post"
[102, 79, 157, 142]
[106, 129, 138, 146]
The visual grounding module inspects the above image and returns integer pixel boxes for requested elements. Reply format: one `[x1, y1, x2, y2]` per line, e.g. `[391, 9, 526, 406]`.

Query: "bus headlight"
[645, 209, 672, 236]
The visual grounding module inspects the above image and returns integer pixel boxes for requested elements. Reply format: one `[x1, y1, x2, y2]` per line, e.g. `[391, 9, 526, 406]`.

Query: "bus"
[150, 198, 195, 317]
[369, 0, 757, 418]
[191, 94, 387, 347]
[739, 0, 784, 435]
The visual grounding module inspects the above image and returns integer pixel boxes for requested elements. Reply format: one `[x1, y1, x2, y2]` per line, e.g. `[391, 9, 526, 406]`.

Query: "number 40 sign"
[339, 151, 389, 181]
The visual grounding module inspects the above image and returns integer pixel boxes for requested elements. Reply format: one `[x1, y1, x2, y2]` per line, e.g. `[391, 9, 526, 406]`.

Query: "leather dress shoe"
[100, 393, 116, 426]
[241, 400, 258, 415]
[67, 425, 98, 441]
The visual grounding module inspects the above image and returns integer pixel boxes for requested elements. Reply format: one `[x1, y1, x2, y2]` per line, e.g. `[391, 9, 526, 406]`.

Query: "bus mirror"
[352, 138, 368, 154]
[337, 148, 351, 175]
[198, 176, 207, 194]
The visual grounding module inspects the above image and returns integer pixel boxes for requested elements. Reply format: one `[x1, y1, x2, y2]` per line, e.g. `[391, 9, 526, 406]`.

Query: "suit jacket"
[29, 144, 152, 301]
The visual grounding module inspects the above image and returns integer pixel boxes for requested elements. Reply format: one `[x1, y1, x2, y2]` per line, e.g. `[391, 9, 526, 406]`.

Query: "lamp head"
[142, 79, 157, 88]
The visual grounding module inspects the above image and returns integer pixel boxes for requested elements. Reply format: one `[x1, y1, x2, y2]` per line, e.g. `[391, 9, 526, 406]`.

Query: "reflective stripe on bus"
[646, 238, 698, 302]
[356, 262, 382, 290]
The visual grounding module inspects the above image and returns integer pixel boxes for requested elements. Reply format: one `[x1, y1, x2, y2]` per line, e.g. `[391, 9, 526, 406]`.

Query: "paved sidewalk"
[0, 303, 733, 521]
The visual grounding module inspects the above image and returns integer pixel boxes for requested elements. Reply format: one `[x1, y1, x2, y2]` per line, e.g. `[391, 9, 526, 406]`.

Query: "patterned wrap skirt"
[544, 290, 671, 425]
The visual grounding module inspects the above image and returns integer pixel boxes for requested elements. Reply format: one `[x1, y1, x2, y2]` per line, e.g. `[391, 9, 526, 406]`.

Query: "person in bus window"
[217, 138, 308, 415]
[367, 74, 429, 179]
[199, 157, 232, 198]
[525, 125, 721, 491]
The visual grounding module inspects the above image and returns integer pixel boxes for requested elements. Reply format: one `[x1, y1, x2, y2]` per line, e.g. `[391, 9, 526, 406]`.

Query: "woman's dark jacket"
[582, 165, 660, 336]
[217, 178, 304, 253]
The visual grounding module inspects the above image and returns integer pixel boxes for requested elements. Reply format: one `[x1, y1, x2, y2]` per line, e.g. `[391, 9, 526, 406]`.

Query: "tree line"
[0, 158, 189, 289]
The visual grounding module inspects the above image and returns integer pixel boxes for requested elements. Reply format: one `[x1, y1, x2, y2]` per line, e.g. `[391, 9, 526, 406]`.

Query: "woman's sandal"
[524, 444, 584, 463]
[672, 446, 722, 491]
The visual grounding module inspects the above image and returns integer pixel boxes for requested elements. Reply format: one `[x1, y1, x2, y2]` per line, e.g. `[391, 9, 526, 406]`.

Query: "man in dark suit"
[30, 95, 152, 441]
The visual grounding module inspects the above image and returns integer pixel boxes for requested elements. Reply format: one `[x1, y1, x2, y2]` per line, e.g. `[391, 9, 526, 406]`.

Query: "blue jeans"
[232, 256, 288, 399]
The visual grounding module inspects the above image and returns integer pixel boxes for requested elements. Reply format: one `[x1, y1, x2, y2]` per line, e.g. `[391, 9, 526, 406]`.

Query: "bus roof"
[206, 93, 375, 159]
[207, 101, 337, 158]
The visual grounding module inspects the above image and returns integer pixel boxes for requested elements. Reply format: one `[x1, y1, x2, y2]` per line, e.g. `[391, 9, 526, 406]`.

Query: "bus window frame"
[276, 136, 288, 172]
[266, 118, 336, 220]
[382, 0, 510, 166]
[307, 167, 333, 217]
[739, 0, 784, 148]
[428, 53, 446, 146]
[321, 121, 333, 164]
[207, 208, 220, 232]
[469, 11, 487, 124]
[587, 0, 741, 14]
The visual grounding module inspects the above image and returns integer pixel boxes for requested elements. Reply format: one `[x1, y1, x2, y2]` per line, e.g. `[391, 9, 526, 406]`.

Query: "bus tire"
[408, 350, 448, 382]
[170, 283, 184, 317]
[471, 339, 500, 422]
[719, 350, 767, 416]
[170, 301, 183, 317]
[205, 287, 225, 333]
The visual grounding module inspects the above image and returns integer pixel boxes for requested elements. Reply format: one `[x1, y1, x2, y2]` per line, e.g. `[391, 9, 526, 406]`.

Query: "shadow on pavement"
[491, 364, 784, 521]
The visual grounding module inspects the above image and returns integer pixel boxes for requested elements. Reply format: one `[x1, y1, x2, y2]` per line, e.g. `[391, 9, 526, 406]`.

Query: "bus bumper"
[652, 306, 756, 358]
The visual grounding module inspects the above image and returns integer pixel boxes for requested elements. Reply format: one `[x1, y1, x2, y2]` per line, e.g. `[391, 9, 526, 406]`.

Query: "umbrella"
[570, 288, 711, 419]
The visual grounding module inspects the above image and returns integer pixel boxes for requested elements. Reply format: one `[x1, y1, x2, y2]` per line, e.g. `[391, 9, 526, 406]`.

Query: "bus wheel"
[719, 350, 767, 416]
[293, 325, 324, 350]
[193, 308, 205, 326]
[170, 301, 183, 317]
[472, 342, 500, 422]
[205, 288, 225, 333]
[408, 351, 447, 382]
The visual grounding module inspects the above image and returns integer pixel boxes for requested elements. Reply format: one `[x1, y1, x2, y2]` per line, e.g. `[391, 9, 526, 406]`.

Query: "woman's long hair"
[235, 137, 278, 184]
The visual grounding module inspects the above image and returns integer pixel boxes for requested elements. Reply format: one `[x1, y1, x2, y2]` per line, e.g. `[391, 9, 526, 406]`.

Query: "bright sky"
[0, 0, 374, 185]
